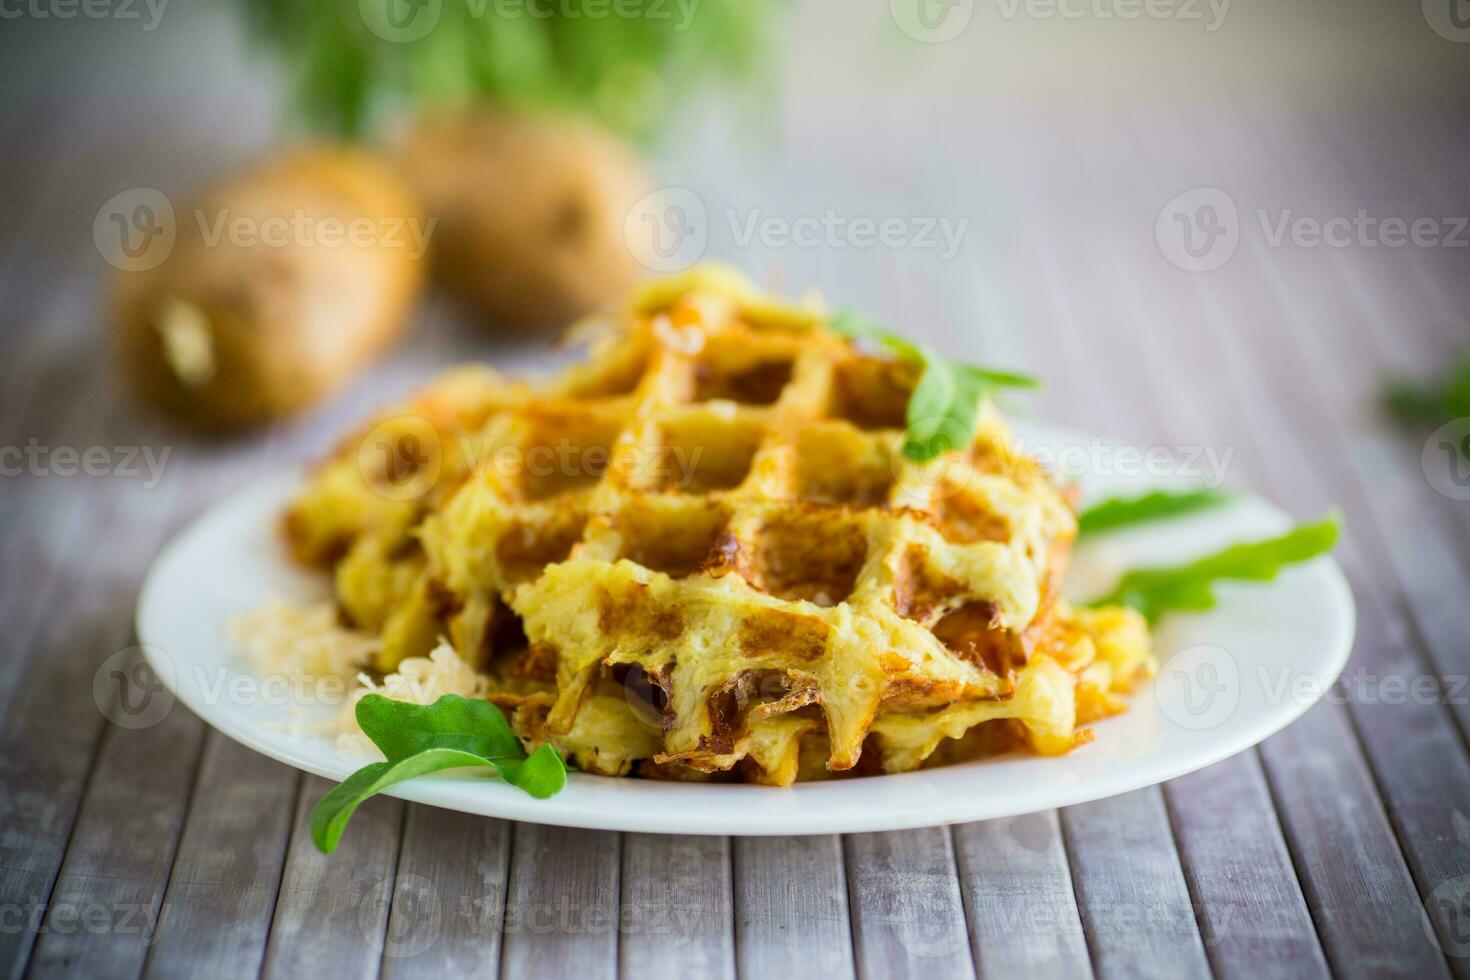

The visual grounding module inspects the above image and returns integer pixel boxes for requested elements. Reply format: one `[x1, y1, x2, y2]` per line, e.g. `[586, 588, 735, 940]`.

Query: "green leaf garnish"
[1088, 515, 1340, 623]
[830, 309, 1040, 462]
[1384, 349, 1470, 431]
[311, 693, 566, 854]
[1077, 489, 1234, 536]
[237, 0, 785, 140]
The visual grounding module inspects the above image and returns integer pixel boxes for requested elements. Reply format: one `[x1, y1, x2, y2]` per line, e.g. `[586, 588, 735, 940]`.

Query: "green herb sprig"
[830, 310, 1040, 462]
[1088, 515, 1340, 623]
[238, 0, 784, 140]
[312, 693, 566, 854]
[1077, 488, 1234, 536]
[1384, 349, 1470, 430]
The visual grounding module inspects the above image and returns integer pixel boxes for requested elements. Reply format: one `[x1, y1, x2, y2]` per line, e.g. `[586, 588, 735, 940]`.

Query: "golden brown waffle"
[285, 265, 1153, 785]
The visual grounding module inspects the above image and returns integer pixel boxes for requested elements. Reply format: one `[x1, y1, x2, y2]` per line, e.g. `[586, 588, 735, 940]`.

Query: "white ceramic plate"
[136, 423, 1354, 836]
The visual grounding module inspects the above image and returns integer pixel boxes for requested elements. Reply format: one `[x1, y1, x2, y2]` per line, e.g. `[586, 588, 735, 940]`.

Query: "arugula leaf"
[830, 309, 1040, 462]
[1088, 516, 1340, 623]
[311, 694, 567, 854]
[1384, 349, 1470, 432]
[1077, 489, 1234, 536]
[355, 692, 523, 761]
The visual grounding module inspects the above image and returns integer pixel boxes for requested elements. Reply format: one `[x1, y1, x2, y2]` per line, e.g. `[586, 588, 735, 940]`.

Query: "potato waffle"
[285, 265, 1153, 785]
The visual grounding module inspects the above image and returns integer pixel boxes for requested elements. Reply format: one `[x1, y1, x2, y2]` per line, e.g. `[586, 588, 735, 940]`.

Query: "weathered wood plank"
[0, 483, 188, 980]
[844, 829, 975, 980]
[378, 805, 512, 979]
[1163, 756, 1330, 980]
[731, 835, 856, 980]
[1098, 172, 1459, 977]
[952, 812, 1092, 980]
[498, 826, 620, 980]
[1001, 179, 1232, 980]
[27, 684, 205, 980]
[1061, 790, 1211, 980]
[619, 834, 735, 980]
[142, 735, 299, 980]
[261, 775, 403, 979]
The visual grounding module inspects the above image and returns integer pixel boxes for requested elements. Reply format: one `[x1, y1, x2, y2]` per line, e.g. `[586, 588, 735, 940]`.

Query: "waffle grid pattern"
[287, 268, 1151, 784]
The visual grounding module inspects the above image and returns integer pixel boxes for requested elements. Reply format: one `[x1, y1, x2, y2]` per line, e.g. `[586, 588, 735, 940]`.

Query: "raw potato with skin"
[397, 108, 649, 330]
[112, 147, 427, 432]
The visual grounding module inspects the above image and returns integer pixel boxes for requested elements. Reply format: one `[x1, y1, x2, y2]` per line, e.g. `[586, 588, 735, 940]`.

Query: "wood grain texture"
[142, 736, 299, 980]
[378, 806, 512, 979]
[1060, 791, 1211, 980]
[1163, 756, 1331, 980]
[952, 813, 1091, 980]
[619, 835, 735, 980]
[1011, 134, 1321, 980]
[25, 691, 204, 980]
[499, 826, 620, 980]
[1102, 237, 1457, 977]
[261, 776, 404, 980]
[731, 835, 856, 980]
[844, 829, 975, 980]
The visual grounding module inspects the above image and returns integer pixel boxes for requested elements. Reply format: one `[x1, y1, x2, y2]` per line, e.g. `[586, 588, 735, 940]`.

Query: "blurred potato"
[397, 107, 648, 330]
[112, 146, 427, 432]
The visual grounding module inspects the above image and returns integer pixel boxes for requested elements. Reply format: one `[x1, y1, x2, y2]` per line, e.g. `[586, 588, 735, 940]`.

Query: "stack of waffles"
[284, 265, 1152, 784]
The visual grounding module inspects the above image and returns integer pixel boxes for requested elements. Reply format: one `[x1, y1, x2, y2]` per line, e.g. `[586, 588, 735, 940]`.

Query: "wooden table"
[2, 5, 1468, 978]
